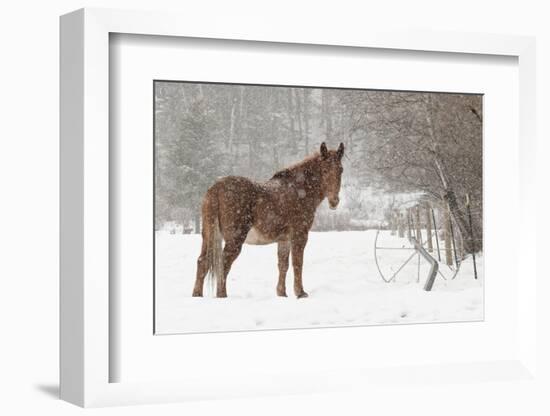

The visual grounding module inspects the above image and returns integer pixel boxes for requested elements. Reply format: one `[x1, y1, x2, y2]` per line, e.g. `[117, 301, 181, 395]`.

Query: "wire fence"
[375, 198, 482, 287]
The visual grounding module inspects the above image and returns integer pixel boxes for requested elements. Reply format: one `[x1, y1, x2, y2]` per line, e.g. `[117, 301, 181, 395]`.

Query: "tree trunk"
[228, 96, 236, 152]
[444, 190, 481, 254]
[194, 212, 201, 234]
[286, 89, 297, 152]
[233, 86, 245, 170]
[302, 89, 310, 156]
[294, 89, 304, 153]
[423, 94, 480, 255]
[321, 89, 332, 142]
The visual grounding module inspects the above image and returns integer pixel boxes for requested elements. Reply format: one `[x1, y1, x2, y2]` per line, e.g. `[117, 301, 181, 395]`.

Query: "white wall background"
[0, 1, 548, 415]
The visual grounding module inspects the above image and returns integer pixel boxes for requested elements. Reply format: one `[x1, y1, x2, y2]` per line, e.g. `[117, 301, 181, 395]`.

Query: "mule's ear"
[320, 142, 328, 159]
[337, 142, 345, 160]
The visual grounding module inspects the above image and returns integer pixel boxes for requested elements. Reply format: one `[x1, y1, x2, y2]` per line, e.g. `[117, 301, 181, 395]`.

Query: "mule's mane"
[270, 152, 321, 181]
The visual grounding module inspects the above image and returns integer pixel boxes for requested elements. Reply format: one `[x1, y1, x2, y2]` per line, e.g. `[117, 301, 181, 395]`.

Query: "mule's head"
[319, 142, 345, 210]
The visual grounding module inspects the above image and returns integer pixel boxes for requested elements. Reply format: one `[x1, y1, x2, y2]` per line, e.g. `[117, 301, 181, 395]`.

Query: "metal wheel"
[374, 229, 462, 284]
[373, 202, 463, 286]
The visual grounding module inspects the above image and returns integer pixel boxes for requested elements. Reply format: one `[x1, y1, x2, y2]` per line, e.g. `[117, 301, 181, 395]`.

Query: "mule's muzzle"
[329, 197, 339, 210]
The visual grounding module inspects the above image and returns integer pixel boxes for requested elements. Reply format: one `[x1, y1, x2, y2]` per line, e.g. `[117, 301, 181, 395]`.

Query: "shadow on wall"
[34, 384, 59, 399]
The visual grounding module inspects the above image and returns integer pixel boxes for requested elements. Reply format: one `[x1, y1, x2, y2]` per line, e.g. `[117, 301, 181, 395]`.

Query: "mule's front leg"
[276, 241, 290, 297]
[291, 234, 309, 298]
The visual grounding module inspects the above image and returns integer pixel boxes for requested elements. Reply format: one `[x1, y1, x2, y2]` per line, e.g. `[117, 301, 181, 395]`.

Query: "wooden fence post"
[415, 206, 422, 244]
[458, 228, 465, 259]
[466, 194, 479, 279]
[425, 204, 433, 252]
[444, 205, 453, 266]
[431, 208, 441, 262]
[398, 212, 405, 238]
[407, 208, 412, 239]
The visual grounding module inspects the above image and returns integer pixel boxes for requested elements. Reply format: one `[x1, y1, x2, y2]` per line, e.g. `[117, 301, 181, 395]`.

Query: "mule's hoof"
[296, 291, 309, 299]
[192, 291, 203, 297]
[277, 291, 288, 297]
[216, 293, 227, 298]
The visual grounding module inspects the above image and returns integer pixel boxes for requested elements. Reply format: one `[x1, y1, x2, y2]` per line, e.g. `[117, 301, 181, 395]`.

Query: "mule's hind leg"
[192, 238, 209, 297]
[217, 230, 247, 298]
[276, 241, 290, 297]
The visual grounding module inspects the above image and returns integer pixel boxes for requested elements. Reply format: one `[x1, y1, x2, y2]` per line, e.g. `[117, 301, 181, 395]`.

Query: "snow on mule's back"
[155, 230, 483, 334]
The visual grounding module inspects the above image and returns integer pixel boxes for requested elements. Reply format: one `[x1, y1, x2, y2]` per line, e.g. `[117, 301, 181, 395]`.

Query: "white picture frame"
[60, 7, 537, 407]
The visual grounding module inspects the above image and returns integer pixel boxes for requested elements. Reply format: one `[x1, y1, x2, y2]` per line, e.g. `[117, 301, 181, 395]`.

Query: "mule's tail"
[203, 187, 224, 295]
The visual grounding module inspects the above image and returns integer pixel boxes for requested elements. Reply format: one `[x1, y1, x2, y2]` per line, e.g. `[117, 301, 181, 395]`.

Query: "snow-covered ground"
[155, 230, 483, 334]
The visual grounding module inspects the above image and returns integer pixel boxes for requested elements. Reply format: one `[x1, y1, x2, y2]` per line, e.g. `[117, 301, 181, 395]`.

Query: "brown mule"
[192, 142, 344, 298]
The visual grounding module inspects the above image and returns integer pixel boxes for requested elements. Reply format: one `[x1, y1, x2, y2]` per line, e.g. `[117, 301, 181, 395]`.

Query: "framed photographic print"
[60, 7, 538, 408]
[152, 80, 484, 335]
